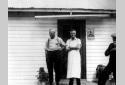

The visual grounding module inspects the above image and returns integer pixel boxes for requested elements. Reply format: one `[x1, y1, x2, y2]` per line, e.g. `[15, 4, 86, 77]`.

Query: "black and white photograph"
[8, 0, 116, 85]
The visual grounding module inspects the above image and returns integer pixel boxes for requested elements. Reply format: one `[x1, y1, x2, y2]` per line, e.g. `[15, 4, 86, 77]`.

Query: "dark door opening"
[58, 19, 86, 79]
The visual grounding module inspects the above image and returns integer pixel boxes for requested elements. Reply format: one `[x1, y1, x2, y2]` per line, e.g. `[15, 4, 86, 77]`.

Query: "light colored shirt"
[45, 37, 65, 51]
[66, 37, 81, 50]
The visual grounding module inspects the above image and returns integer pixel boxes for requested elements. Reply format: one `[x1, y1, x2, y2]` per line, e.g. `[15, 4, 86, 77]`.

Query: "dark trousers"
[69, 78, 81, 85]
[98, 63, 116, 85]
[46, 50, 62, 84]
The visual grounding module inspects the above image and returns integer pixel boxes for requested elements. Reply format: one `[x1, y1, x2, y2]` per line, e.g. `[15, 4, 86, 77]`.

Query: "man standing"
[45, 29, 65, 85]
[98, 33, 116, 85]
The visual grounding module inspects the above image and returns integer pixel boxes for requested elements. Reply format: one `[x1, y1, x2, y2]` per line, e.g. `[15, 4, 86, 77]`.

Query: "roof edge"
[8, 8, 116, 14]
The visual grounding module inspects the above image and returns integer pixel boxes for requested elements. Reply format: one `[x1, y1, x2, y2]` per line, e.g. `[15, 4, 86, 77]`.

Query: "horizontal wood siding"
[8, 17, 116, 84]
[8, 17, 57, 85]
[86, 18, 116, 81]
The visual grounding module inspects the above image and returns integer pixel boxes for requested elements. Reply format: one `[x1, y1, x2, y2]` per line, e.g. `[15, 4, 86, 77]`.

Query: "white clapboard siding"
[86, 18, 116, 81]
[8, 17, 57, 85]
[8, 17, 116, 85]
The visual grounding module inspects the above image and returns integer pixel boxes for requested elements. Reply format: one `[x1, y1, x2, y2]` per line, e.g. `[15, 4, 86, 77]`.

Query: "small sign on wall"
[87, 28, 95, 40]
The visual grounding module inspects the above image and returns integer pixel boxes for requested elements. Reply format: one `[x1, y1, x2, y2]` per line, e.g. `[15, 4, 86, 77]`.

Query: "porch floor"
[59, 79, 97, 85]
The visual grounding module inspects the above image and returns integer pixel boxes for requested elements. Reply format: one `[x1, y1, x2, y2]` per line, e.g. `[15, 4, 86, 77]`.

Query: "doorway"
[58, 19, 86, 79]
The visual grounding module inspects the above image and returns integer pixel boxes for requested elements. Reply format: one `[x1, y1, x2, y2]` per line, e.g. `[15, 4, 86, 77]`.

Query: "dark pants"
[69, 78, 81, 85]
[98, 62, 116, 85]
[46, 50, 62, 84]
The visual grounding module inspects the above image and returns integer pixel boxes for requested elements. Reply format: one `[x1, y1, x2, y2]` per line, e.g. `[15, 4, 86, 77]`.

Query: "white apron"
[66, 38, 81, 78]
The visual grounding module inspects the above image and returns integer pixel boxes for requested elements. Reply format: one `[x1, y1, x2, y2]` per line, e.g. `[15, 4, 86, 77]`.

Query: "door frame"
[57, 19, 86, 79]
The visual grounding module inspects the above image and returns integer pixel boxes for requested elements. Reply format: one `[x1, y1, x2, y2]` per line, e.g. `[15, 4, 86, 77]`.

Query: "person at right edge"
[98, 33, 116, 85]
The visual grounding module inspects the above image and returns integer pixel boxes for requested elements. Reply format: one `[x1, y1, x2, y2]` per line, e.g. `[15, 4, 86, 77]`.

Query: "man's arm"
[105, 43, 113, 56]
[59, 37, 66, 47]
[45, 39, 49, 52]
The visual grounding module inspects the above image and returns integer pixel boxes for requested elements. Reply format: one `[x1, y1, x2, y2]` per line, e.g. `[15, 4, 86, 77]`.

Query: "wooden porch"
[37, 79, 97, 85]
[59, 79, 97, 85]
[38, 79, 116, 85]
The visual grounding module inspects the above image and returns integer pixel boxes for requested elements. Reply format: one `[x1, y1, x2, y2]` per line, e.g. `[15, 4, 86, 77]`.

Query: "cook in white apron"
[66, 29, 82, 85]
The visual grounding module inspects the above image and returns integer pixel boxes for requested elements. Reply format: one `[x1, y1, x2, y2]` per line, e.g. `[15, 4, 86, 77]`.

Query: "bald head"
[49, 29, 56, 39]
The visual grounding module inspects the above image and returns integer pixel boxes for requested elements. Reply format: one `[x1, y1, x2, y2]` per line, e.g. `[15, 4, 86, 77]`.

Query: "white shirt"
[45, 37, 65, 51]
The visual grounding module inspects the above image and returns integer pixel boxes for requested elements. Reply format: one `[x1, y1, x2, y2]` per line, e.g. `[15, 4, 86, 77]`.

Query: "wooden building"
[8, 0, 116, 85]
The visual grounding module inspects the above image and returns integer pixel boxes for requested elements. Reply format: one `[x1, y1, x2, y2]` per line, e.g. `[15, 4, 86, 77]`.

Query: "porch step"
[60, 79, 97, 85]
[38, 79, 97, 85]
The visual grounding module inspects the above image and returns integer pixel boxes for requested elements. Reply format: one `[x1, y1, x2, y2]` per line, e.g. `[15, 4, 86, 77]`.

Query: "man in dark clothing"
[98, 33, 116, 85]
[45, 29, 65, 85]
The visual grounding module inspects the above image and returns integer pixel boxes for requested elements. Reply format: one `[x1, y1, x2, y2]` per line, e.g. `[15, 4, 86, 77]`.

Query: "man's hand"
[57, 47, 63, 51]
